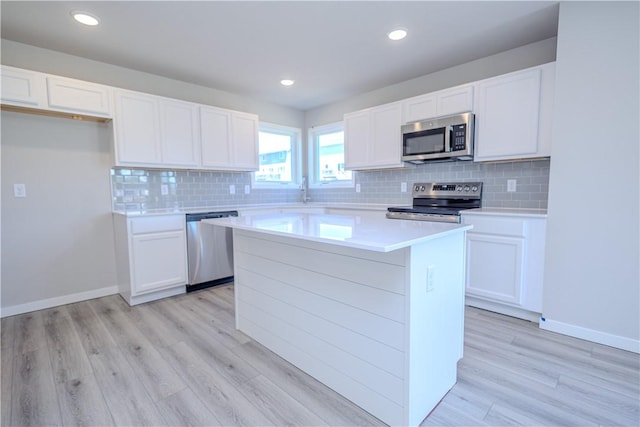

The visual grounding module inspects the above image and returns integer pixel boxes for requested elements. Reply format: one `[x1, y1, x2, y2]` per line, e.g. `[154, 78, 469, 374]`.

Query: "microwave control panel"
[452, 124, 467, 151]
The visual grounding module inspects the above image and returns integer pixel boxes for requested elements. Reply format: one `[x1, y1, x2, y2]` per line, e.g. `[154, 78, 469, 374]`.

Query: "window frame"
[308, 121, 354, 189]
[252, 122, 302, 190]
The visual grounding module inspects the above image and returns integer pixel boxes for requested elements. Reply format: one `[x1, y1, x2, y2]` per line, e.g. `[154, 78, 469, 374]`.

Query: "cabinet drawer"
[130, 215, 184, 234]
[463, 216, 525, 236]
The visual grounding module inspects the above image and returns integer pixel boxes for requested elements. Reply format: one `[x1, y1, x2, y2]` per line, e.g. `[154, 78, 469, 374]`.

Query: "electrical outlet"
[507, 179, 517, 192]
[244, 184, 250, 194]
[401, 182, 407, 192]
[13, 183, 26, 198]
[160, 184, 169, 195]
[355, 183, 361, 193]
[229, 184, 236, 195]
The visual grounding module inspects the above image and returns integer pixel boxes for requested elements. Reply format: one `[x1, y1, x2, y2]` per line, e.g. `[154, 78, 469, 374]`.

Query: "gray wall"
[543, 2, 639, 347]
[1, 111, 117, 308]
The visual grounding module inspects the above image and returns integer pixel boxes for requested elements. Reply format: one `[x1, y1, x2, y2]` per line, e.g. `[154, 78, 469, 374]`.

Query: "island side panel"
[403, 231, 467, 426]
[232, 229, 408, 426]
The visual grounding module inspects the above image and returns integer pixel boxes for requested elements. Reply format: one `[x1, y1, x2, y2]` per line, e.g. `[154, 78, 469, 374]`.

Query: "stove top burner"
[387, 182, 483, 222]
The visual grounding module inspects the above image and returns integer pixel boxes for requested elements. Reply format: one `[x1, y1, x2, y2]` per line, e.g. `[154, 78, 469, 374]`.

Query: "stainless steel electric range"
[386, 182, 483, 223]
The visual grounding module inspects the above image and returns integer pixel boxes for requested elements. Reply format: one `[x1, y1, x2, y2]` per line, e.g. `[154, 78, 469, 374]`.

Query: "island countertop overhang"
[203, 212, 472, 253]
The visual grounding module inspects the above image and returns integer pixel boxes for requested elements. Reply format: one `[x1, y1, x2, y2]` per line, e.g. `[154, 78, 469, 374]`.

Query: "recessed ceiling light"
[280, 79, 295, 86]
[388, 28, 407, 41]
[71, 11, 100, 26]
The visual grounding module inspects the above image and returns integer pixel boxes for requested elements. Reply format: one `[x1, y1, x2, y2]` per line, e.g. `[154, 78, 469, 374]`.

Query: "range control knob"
[419, 185, 426, 191]
[471, 185, 478, 192]
[464, 185, 470, 192]
[456, 185, 463, 192]
[414, 185, 421, 192]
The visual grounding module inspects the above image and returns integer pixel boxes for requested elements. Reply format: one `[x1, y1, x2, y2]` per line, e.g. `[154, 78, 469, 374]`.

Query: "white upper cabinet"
[0, 65, 47, 108]
[402, 84, 473, 123]
[344, 101, 403, 170]
[46, 75, 112, 117]
[159, 99, 200, 168]
[473, 63, 555, 162]
[200, 106, 259, 171]
[113, 90, 163, 165]
[1, 65, 112, 118]
[115, 90, 201, 168]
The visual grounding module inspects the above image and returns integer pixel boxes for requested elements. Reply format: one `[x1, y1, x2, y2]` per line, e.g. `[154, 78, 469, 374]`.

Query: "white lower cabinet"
[114, 214, 187, 305]
[462, 212, 546, 321]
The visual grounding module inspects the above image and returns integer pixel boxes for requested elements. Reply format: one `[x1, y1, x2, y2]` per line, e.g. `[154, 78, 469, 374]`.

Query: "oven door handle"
[444, 125, 452, 152]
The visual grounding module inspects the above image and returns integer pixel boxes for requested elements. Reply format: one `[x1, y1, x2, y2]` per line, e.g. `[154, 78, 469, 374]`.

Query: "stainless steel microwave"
[401, 112, 474, 163]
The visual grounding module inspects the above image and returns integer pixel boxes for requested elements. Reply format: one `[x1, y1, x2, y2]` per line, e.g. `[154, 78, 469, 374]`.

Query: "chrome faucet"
[301, 176, 311, 203]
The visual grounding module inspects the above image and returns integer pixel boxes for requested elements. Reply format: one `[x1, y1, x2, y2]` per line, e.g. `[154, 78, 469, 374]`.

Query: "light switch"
[355, 183, 361, 193]
[507, 179, 517, 192]
[229, 184, 236, 195]
[401, 182, 407, 193]
[160, 184, 169, 195]
[14, 183, 26, 198]
[244, 184, 250, 194]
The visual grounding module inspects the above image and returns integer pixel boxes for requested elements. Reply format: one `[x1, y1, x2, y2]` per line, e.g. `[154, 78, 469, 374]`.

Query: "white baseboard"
[540, 317, 640, 354]
[0, 286, 119, 318]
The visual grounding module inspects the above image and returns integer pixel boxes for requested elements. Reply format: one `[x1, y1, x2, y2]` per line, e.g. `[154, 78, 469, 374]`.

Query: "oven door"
[402, 125, 452, 163]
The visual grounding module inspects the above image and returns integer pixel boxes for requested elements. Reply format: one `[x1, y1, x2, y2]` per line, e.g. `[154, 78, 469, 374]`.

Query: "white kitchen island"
[203, 211, 472, 426]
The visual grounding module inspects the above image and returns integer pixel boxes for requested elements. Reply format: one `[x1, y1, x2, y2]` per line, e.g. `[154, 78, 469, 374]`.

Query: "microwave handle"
[444, 125, 452, 152]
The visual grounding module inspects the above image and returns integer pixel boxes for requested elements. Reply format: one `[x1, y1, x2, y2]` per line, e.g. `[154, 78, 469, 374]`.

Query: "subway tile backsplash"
[111, 158, 550, 211]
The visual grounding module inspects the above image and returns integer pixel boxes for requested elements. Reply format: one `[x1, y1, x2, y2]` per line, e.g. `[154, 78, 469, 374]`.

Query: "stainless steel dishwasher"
[185, 210, 238, 292]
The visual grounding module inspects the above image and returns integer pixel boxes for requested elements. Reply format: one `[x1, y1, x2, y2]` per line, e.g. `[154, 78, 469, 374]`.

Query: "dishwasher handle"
[186, 211, 238, 222]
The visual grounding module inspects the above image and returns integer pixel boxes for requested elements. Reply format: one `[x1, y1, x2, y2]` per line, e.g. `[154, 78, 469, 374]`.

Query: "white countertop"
[461, 208, 547, 218]
[112, 202, 389, 217]
[203, 212, 472, 253]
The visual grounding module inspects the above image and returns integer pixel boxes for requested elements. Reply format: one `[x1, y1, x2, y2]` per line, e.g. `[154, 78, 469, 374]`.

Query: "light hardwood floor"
[1, 284, 638, 426]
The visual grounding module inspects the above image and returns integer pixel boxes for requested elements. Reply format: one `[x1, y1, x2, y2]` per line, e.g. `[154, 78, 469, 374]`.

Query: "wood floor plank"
[238, 374, 329, 426]
[11, 347, 62, 427]
[88, 346, 168, 426]
[66, 300, 118, 355]
[159, 340, 272, 426]
[13, 311, 46, 354]
[150, 298, 260, 387]
[1, 316, 15, 351]
[89, 296, 186, 402]
[155, 387, 223, 427]
[1, 340, 14, 427]
[42, 306, 93, 384]
[232, 340, 386, 426]
[56, 373, 115, 426]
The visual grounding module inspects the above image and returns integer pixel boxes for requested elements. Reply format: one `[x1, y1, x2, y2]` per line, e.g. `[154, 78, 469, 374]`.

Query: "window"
[253, 123, 301, 188]
[309, 122, 353, 187]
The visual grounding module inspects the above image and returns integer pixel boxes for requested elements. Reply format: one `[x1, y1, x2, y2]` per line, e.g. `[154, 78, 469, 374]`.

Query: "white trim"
[539, 317, 640, 354]
[0, 285, 119, 318]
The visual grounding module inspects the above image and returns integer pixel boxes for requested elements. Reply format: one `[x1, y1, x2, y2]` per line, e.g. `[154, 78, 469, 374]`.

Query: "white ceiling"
[1, 1, 559, 111]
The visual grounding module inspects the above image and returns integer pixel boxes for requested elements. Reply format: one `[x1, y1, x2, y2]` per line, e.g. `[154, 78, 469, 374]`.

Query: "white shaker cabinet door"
[46, 76, 112, 117]
[160, 99, 200, 168]
[436, 85, 474, 117]
[130, 230, 187, 296]
[344, 109, 371, 170]
[114, 90, 162, 165]
[230, 111, 259, 171]
[200, 106, 232, 169]
[466, 233, 525, 306]
[0, 65, 47, 108]
[369, 102, 403, 168]
[474, 67, 542, 161]
[402, 93, 437, 124]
